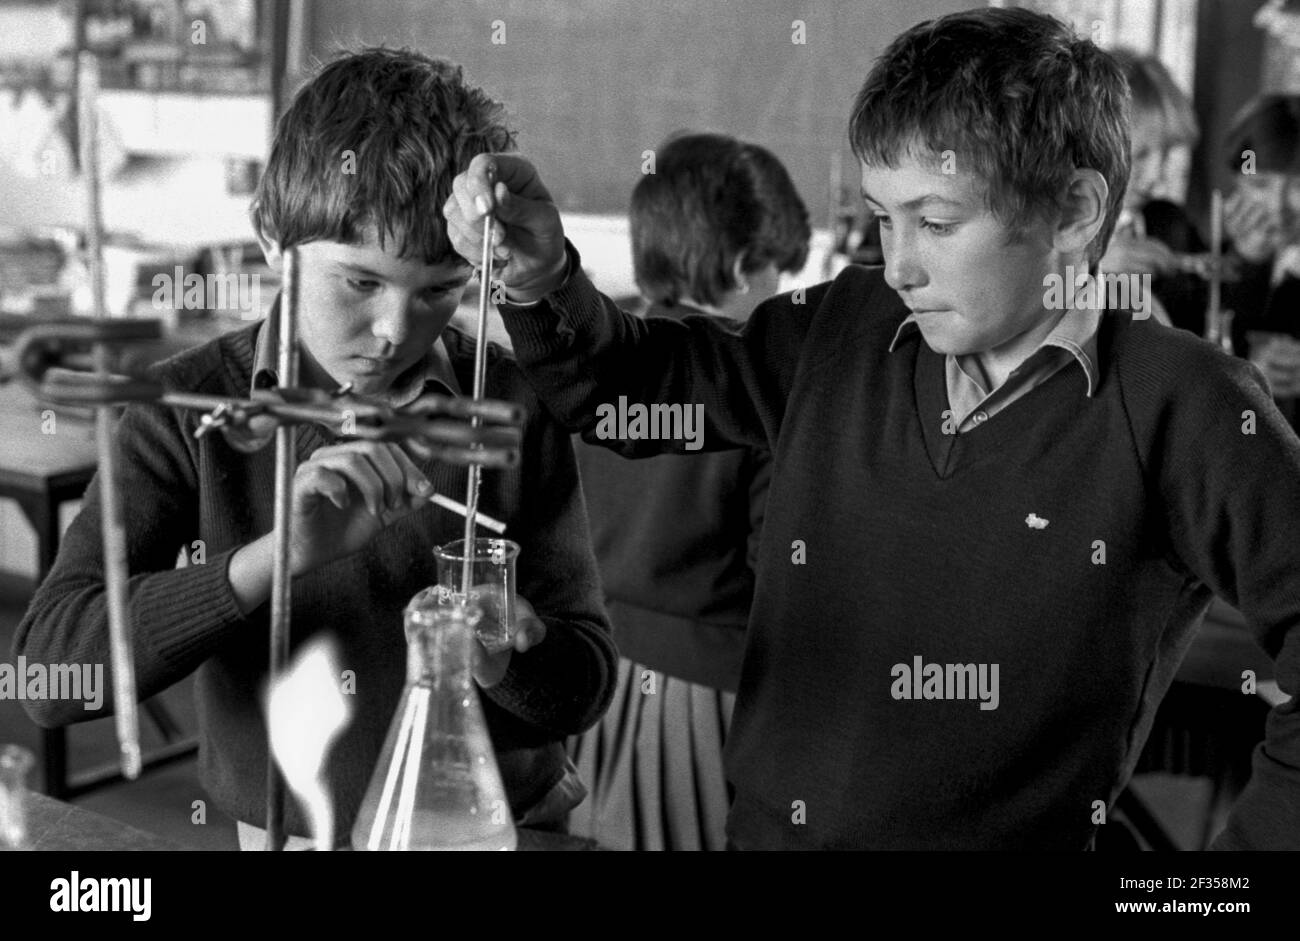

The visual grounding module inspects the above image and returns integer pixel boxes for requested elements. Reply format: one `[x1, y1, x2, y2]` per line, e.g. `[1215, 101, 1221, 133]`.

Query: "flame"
[266, 637, 353, 850]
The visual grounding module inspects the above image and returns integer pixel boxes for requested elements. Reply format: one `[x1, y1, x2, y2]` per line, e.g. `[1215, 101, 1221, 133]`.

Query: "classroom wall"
[1187, 0, 1268, 229]
[305, 0, 974, 229]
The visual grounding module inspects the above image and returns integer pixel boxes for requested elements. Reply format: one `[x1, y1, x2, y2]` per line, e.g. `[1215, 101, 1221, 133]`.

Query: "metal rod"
[1206, 189, 1223, 348]
[828, 148, 842, 238]
[266, 247, 301, 850]
[80, 52, 141, 781]
[461, 214, 496, 598]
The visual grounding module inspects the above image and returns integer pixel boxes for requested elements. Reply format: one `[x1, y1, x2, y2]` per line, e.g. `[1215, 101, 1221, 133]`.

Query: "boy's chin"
[915, 320, 979, 356]
[344, 373, 397, 396]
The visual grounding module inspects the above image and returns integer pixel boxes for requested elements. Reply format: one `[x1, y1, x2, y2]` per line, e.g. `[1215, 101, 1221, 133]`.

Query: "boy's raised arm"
[444, 154, 816, 456]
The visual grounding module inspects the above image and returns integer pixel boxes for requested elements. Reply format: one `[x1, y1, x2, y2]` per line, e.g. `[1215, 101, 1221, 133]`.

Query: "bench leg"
[42, 727, 69, 799]
[20, 494, 68, 799]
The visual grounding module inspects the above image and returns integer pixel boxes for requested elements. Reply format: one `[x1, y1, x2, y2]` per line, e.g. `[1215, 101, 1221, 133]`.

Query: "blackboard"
[306, 0, 973, 226]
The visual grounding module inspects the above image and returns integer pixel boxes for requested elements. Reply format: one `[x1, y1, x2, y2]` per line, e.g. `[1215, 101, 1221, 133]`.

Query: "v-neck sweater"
[500, 254, 1300, 850]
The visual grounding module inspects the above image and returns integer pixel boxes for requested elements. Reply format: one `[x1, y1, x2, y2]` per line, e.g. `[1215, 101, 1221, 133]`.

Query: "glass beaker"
[0, 744, 35, 850]
[352, 597, 517, 851]
[434, 538, 520, 654]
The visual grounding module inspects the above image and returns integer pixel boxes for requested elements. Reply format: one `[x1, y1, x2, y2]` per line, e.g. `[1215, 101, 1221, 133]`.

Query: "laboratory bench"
[23, 791, 600, 851]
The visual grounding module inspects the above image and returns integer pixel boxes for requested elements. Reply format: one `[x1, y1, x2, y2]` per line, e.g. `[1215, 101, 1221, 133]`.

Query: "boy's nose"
[371, 296, 414, 347]
[883, 236, 925, 294]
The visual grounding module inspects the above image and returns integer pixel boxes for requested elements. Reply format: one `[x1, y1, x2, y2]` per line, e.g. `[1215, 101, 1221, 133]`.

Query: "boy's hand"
[1225, 191, 1284, 264]
[289, 441, 433, 574]
[1100, 232, 1178, 277]
[1250, 335, 1300, 399]
[472, 593, 547, 688]
[443, 154, 569, 304]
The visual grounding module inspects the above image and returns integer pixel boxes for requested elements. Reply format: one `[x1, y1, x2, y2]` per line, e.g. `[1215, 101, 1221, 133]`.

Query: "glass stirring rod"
[461, 178, 497, 599]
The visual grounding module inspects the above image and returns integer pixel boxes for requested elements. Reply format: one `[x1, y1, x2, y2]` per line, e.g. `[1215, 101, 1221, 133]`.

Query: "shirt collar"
[251, 294, 461, 403]
[888, 307, 1101, 398]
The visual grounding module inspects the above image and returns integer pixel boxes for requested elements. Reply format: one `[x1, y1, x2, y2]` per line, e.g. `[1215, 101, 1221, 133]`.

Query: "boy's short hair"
[253, 47, 515, 263]
[848, 7, 1130, 267]
[1111, 48, 1199, 149]
[630, 132, 810, 308]
[1225, 95, 1300, 175]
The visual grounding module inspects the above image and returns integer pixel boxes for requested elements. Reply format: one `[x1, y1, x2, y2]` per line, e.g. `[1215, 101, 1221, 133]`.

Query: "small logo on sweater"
[890, 656, 999, 711]
[593, 396, 705, 451]
[1025, 513, 1049, 530]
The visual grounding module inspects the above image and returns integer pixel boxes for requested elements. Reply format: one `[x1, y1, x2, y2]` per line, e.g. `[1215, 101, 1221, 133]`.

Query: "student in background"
[1100, 50, 1202, 332]
[1222, 95, 1300, 413]
[567, 132, 810, 851]
[1101, 70, 1300, 424]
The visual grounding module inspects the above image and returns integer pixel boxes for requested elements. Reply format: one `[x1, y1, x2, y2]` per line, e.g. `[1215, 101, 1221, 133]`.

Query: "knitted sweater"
[14, 322, 616, 839]
[500, 253, 1300, 850]
[575, 301, 769, 693]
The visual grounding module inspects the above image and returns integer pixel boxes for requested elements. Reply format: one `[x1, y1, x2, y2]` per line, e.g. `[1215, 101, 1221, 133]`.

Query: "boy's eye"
[419, 283, 467, 304]
[873, 214, 955, 236]
[346, 278, 381, 292]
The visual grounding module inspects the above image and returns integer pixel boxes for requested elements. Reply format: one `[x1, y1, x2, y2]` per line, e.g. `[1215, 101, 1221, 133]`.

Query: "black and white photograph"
[0, 0, 1297, 919]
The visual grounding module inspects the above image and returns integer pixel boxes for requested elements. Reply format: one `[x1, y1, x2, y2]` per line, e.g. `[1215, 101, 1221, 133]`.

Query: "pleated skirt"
[567, 657, 735, 851]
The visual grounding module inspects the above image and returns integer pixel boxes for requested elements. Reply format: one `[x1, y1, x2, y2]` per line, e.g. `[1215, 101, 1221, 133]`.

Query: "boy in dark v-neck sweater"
[444, 8, 1300, 849]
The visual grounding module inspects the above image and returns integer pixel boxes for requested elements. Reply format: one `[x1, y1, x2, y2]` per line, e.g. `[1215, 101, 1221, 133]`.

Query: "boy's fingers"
[311, 443, 405, 512]
[511, 596, 545, 651]
[1147, 244, 1178, 272]
[461, 153, 503, 215]
[480, 153, 550, 201]
[365, 444, 410, 511]
[296, 465, 350, 512]
[491, 181, 537, 226]
[449, 171, 482, 223]
[442, 215, 481, 266]
[391, 447, 434, 501]
[459, 153, 551, 217]
[515, 615, 546, 652]
[445, 181, 498, 261]
[305, 452, 387, 518]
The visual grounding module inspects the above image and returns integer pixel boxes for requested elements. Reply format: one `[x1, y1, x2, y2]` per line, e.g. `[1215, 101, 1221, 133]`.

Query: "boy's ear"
[249, 203, 284, 271]
[731, 254, 751, 295]
[1053, 169, 1109, 258]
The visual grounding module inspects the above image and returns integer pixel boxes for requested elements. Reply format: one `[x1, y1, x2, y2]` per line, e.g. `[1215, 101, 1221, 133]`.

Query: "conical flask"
[351, 592, 517, 851]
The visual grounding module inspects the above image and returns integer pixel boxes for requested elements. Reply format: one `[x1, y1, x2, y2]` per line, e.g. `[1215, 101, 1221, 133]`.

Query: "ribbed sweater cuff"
[479, 616, 614, 738]
[498, 241, 605, 357]
[130, 547, 249, 668]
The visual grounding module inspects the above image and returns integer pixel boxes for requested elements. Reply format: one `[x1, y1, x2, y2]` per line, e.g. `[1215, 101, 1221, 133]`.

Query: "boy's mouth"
[352, 356, 399, 374]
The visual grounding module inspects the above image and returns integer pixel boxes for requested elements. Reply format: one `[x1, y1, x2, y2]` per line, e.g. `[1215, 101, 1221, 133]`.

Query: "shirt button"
[973, 410, 988, 424]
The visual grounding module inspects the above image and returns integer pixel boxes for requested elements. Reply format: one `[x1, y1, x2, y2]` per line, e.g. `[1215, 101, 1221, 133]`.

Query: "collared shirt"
[888, 307, 1101, 433]
[250, 297, 462, 404]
